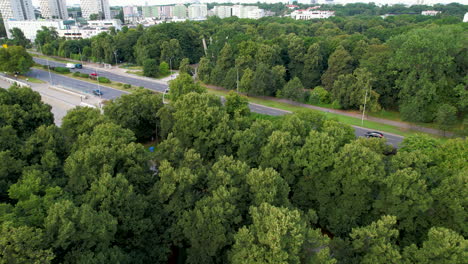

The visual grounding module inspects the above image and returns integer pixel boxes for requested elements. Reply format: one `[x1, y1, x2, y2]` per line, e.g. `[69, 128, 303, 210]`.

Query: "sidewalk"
[0, 77, 102, 126]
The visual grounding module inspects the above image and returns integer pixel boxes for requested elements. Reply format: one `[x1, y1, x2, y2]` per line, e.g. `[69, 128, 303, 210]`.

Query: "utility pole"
[236, 67, 239, 93]
[113, 50, 118, 67]
[361, 85, 370, 126]
[39, 44, 53, 85]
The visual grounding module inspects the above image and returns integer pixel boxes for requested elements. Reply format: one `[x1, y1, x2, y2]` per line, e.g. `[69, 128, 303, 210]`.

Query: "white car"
[65, 63, 75, 69]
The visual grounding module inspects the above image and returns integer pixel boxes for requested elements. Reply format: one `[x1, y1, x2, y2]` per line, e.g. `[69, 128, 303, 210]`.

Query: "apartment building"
[40, 0, 68, 19]
[80, 0, 111, 20]
[0, 0, 35, 21]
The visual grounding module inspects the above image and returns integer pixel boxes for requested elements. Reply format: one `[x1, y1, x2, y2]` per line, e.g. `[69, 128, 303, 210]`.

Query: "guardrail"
[49, 85, 88, 99]
[0, 74, 31, 88]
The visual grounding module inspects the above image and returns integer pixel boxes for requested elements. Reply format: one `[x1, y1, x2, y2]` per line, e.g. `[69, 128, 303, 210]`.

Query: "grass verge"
[17, 75, 45, 84]
[205, 86, 442, 138]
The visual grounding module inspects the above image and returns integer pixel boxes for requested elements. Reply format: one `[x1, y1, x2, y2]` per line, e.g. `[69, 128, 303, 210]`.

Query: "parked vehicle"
[66, 63, 76, 69]
[365, 131, 384, 138]
[92, 89, 103, 96]
[75, 64, 83, 69]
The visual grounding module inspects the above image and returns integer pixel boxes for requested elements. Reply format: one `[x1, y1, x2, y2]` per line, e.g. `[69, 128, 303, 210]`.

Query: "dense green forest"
[11, 2, 464, 127]
[1, 74, 466, 263]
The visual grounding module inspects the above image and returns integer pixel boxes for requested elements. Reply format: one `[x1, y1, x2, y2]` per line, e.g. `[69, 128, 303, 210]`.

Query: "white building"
[40, 0, 68, 19]
[232, 5, 264, 19]
[123, 6, 139, 23]
[5, 20, 64, 41]
[0, 0, 35, 21]
[247, 8, 265, 19]
[464, 12, 468, 23]
[291, 9, 335, 20]
[213, 6, 232, 19]
[421, 10, 440, 16]
[86, 19, 122, 30]
[188, 4, 207, 19]
[58, 26, 112, 39]
[80, 0, 111, 20]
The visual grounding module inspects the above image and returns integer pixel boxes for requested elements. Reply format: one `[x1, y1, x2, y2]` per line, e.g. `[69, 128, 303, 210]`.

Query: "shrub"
[79, 73, 89, 78]
[331, 100, 342, 109]
[53, 67, 70, 74]
[143, 58, 159, 77]
[123, 84, 132, 89]
[159, 62, 170, 76]
[309, 86, 330, 104]
[73, 71, 81, 77]
[97, 76, 110, 83]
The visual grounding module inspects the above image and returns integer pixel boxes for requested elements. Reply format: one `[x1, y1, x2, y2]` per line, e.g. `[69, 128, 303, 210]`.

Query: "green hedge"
[73, 71, 81, 77]
[79, 73, 89, 78]
[53, 67, 70, 74]
[97, 76, 110, 83]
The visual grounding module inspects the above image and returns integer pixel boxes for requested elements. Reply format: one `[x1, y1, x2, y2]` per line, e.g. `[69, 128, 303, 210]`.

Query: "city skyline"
[30, 0, 467, 7]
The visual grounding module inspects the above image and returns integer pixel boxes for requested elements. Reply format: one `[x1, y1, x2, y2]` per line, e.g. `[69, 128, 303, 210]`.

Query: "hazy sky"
[31, 0, 468, 7]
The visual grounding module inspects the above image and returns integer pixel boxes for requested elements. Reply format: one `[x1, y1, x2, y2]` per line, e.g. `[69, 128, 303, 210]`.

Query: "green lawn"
[17, 75, 45, 84]
[205, 87, 446, 138]
[33, 54, 70, 63]
[126, 70, 144, 76]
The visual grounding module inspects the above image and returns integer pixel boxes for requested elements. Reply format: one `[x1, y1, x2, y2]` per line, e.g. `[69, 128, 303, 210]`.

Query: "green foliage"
[168, 73, 206, 102]
[435, 104, 458, 132]
[281, 77, 305, 102]
[159, 62, 170, 76]
[0, 46, 34, 74]
[123, 83, 132, 89]
[178, 58, 191, 76]
[97, 76, 110, 83]
[225, 91, 250, 117]
[309, 86, 330, 104]
[143, 59, 159, 78]
[104, 89, 163, 141]
[8, 28, 30, 48]
[52, 66, 70, 74]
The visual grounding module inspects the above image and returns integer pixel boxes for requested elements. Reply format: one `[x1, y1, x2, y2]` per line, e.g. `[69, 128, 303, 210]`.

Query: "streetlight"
[113, 50, 118, 67]
[361, 85, 371, 126]
[162, 88, 169, 104]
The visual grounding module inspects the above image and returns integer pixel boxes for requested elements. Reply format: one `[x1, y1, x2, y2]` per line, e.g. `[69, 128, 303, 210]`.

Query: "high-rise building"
[0, 0, 35, 21]
[188, 4, 207, 19]
[123, 5, 139, 23]
[40, 0, 68, 19]
[213, 6, 232, 18]
[159, 5, 173, 19]
[142, 5, 159, 18]
[80, 0, 111, 20]
[173, 4, 187, 19]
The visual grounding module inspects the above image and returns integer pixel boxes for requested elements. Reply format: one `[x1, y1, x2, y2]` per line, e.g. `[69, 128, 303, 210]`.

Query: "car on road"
[75, 64, 83, 69]
[66, 63, 76, 69]
[365, 131, 384, 138]
[92, 89, 103, 96]
[90, 73, 98, 76]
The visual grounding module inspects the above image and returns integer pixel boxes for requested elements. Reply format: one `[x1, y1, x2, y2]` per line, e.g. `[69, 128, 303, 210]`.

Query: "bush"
[143, 58, 159, 77]
[309, 86, 330, 104]
[73, 71, 81, 77]
[97, 76, 110, 83]
[159, 62, 170, 76]
[331, 100, 342, 109]
[79, 73, 89, 78]
[123, 84, 132, 89]
[53, 67, 70, 74]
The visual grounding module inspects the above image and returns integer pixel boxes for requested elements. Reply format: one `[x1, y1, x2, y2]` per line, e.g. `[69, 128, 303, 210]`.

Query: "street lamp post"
[361, 86, 370, 126]
[113, 50, 118, 67]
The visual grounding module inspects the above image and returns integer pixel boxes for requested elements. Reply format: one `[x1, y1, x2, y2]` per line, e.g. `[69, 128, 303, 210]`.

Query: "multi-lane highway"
[31, 57, 403, 147]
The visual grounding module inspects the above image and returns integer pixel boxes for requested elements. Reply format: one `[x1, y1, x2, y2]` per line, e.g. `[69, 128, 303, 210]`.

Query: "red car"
[90, 73, 98, 76]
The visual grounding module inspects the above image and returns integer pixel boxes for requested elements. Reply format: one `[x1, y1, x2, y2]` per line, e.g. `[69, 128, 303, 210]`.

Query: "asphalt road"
[32, 57, 403, 147]
[28, 68, 126, 100]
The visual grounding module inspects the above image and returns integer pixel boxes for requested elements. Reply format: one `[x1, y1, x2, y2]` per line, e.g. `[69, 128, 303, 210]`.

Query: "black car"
[92, 89, 103, 96]
[365, 131, 384, 138]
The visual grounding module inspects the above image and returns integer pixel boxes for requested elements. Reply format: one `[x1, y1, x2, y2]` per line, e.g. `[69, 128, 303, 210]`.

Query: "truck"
[66, 63, 83, 69]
